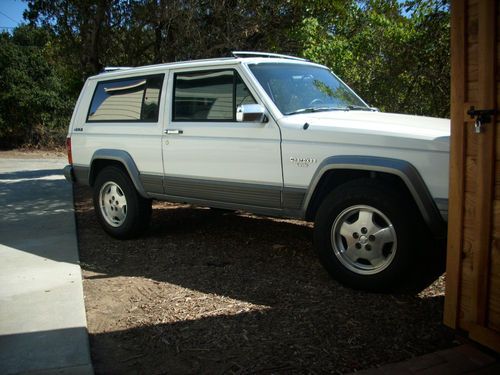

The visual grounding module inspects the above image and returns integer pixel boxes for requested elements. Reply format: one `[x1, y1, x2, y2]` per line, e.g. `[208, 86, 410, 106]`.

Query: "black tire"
[313, 178, 424, 292]
[93, 166, 152, 239]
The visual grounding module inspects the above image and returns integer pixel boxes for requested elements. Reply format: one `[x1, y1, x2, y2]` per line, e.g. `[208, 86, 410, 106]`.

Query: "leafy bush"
[0, 25, 75, 148]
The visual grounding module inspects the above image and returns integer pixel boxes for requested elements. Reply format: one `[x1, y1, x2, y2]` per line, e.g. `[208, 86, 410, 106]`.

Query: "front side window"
[248, 63, 369, 115]
[87, 74, 164, 122]
[173, 69, 256, 121]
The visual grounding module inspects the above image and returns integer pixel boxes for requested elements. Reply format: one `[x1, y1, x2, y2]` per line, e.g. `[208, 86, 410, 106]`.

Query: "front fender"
[304, 155, 446, 237]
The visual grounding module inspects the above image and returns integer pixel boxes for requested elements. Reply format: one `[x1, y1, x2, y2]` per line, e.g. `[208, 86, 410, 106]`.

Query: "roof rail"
[231, 51, 308, 62]
[100, 66, 133, 73]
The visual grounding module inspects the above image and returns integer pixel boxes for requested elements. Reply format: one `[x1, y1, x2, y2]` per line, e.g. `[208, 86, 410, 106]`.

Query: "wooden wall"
[445, 0, 500, 352]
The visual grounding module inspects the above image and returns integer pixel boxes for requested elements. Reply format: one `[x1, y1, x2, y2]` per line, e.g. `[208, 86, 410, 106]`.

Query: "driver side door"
[161, 66, 283, 209]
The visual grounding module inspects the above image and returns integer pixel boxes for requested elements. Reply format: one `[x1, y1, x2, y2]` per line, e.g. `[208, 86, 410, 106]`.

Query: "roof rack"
[231, 51, 308, 62]
[100, 66, 133, 73]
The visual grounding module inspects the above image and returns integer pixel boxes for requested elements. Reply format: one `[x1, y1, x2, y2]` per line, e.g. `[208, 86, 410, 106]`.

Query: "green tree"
[23, 0, 315, 68]
[0, 25, 74, 147]
[24, 0, 127, 77]
[10, 0, 450, 149]
[297, 0, 450, 117]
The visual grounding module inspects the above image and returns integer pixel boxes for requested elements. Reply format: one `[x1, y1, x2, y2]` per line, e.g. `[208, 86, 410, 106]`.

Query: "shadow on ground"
[75, 186, 454, 374]
[0, 168, 78, 264]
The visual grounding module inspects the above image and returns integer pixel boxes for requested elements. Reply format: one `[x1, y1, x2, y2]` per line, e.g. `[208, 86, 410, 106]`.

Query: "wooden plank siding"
[490, 238, 500, 332]
[494, 2, 500, 332]
[468, 0, 495, 327]
[444, 0, 467, 329]
[445, 0, 500, 352]
[489, 0, 500, 335]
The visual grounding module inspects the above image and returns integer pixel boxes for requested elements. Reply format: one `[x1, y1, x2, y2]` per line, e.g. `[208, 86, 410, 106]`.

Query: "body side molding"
[304, 155, 446, 237]
[90, 149, 148, 198]
[163, 175, 282, 208]
[148, 192, 303, 219]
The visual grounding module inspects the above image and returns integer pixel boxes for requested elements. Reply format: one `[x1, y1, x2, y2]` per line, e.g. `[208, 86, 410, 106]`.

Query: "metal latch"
[467, 106, 498, 134]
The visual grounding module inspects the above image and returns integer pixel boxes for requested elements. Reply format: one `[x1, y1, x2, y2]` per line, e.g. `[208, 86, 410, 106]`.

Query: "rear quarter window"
[87, 74, 164, 122]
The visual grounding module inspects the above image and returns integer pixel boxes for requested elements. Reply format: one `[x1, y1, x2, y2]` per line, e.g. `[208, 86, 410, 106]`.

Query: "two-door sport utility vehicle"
[64, 51, 450, 291]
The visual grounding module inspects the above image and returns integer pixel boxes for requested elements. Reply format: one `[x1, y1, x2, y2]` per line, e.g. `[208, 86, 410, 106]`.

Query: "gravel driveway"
[75, 185, 455, 374]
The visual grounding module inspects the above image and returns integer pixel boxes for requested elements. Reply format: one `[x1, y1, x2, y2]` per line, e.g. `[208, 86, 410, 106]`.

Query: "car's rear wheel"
[93, 166, 151, 239]
[314, 178, 423, 291]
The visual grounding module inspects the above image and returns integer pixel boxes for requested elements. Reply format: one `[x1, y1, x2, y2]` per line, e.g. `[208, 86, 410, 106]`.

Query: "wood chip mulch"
[74, 185, 456, 374]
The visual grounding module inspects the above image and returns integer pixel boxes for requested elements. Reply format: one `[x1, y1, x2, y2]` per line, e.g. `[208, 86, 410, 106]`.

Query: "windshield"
[248, 63, 369, 115]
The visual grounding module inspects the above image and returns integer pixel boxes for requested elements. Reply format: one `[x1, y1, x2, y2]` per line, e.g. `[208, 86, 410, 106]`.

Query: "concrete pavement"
[0, 157, 93, 374]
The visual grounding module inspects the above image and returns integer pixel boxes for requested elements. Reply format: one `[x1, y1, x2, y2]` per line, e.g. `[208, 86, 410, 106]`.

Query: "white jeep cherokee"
[64, 51, 450, 291]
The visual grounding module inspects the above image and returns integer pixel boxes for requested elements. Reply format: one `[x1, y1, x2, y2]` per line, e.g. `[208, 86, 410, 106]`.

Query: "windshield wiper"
[285, 106, 346, 116]
[347, 105, 374, 111]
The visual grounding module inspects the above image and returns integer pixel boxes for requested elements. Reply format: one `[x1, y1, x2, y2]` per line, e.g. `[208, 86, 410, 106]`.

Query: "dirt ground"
[74, 185, 456, 374]
[0, 149, 66, 159]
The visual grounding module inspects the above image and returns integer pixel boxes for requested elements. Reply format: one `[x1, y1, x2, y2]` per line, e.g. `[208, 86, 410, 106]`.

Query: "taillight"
[66, 137, 73, 165]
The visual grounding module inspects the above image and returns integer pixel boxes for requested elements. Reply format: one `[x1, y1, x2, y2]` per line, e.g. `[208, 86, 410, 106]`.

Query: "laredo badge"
[290, 156, 317, 167]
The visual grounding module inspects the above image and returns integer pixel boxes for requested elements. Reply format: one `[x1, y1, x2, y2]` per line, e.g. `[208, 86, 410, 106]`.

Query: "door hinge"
[467, 106, 499, 134]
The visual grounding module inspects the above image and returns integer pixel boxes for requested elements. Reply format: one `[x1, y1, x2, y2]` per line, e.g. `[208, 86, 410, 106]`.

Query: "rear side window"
[87, 74, 164, 122]
[173, 69, 256, 121]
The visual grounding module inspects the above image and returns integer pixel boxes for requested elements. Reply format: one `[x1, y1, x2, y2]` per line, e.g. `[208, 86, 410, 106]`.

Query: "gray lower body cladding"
[69, 166, 305, 212]
[141, 174, 306, 211]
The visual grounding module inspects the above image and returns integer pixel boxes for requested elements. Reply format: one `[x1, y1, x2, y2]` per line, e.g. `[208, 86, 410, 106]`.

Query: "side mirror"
[236, 104, 268, 123]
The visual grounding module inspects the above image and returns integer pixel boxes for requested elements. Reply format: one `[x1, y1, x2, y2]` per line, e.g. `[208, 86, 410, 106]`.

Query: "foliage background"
[0, 0, 450, 148]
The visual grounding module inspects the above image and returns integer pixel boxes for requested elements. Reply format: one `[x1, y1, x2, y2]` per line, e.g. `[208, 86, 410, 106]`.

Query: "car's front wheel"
[93, 166, 151, 239]
[314, 178, 423, 291]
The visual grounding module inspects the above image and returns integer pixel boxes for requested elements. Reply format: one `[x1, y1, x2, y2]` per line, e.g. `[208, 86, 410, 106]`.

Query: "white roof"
[89, 55, 326, 81]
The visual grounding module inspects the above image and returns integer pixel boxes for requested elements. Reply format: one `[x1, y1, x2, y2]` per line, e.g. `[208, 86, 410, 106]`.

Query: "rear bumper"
[63, 165, 75, 183]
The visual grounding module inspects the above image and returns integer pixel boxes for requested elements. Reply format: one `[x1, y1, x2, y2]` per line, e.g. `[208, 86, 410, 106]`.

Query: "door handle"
[164, 129, 183, 134]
